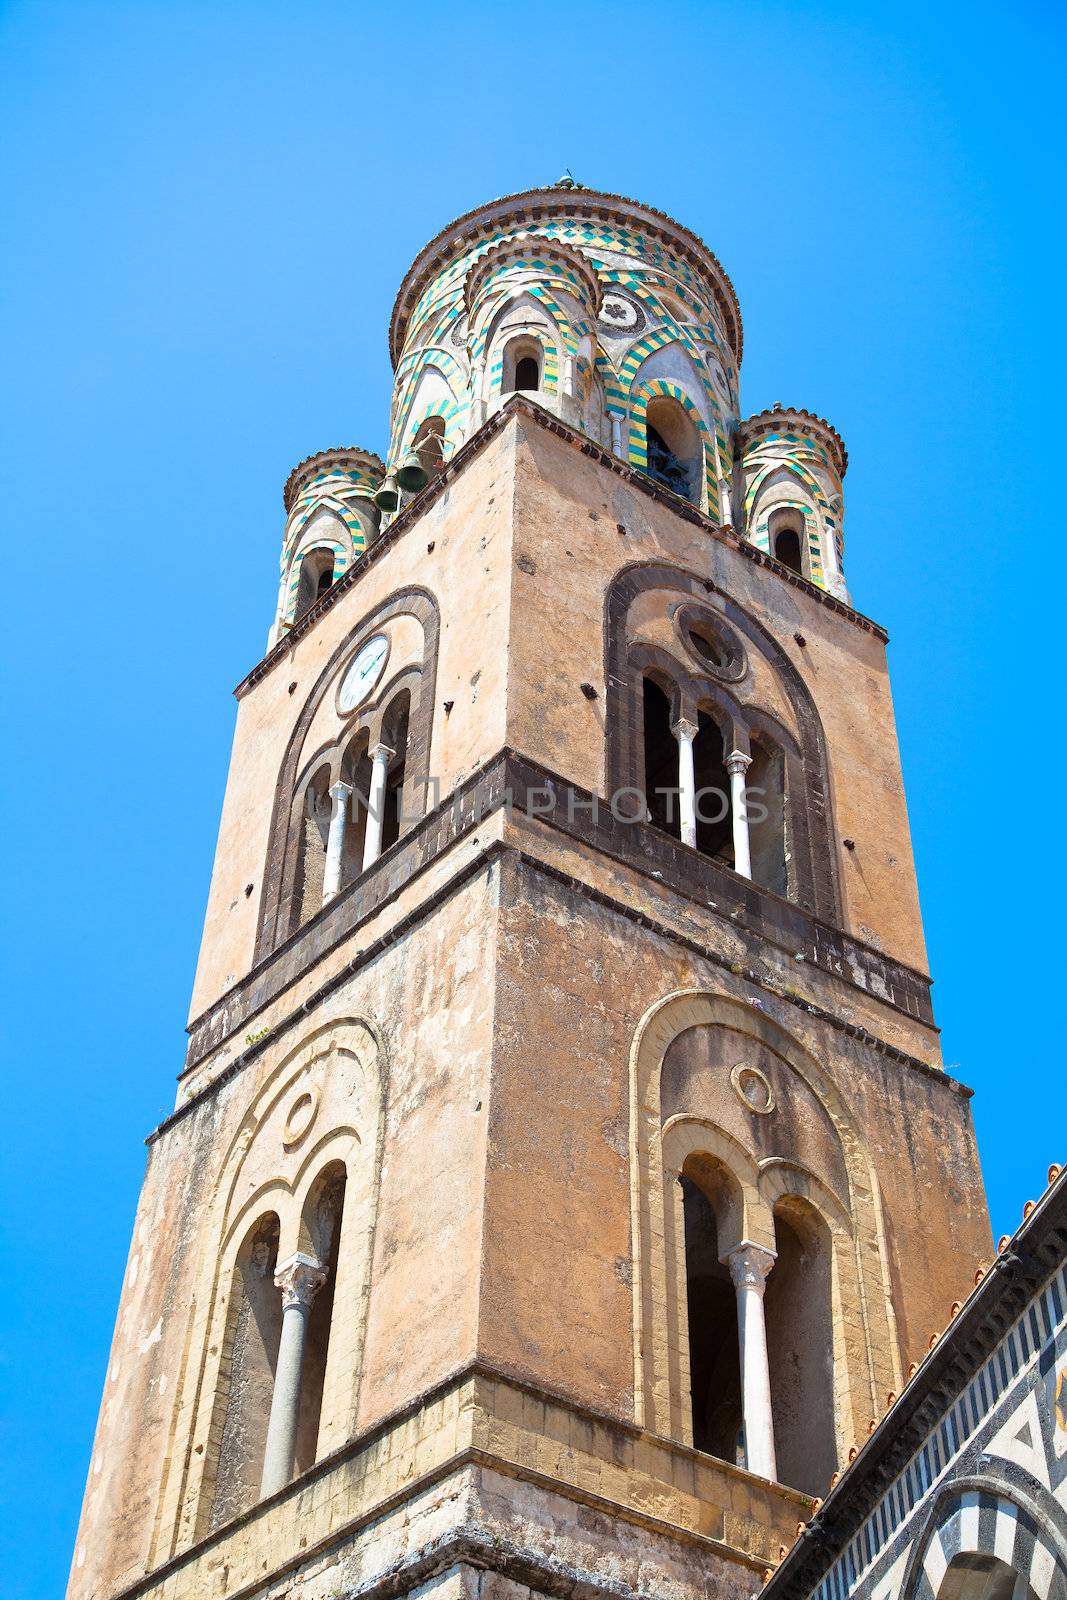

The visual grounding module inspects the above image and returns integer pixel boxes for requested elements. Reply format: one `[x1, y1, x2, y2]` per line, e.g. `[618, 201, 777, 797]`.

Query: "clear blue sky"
[1, 2, 1063, 1592]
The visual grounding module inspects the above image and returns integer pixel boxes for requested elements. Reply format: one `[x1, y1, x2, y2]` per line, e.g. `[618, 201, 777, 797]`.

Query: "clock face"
[338, 634, 389, 713]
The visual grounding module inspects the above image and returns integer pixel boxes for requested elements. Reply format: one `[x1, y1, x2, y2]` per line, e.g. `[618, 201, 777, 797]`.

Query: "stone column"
[321, 781, 352, 904]
[725, 1242, 777, 1481]
[610, 412, 624, 458]
[726, 750, 753, 879]
[718, 474, 734, 530]
[361, 743, 395, 872]
[260, 1253, 326, 1497]
[673, 717, 699, 849]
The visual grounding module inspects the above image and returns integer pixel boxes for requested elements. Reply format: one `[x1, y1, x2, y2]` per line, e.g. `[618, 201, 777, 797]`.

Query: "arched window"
[769, 510, 804, 575]
[379, 690, 410, 854]
[413, 416, 446, 480]
[692, 709, 733, 864]
[643, 397, 701, 504]
[294, 549, 336, 620]
[502, 336, 543, 394]
[340, 733, 372, 889]
[682, 1166, 742, 1462]
[643, 677, 678, 836]
[514, 354, 540, 390]
[764, 1198, 835, 1494]
[294, 768, 331, 926]
[209, 1213, 281, 1529]
[747, 736, 787, 896]
[294, 1166, 347, 1476]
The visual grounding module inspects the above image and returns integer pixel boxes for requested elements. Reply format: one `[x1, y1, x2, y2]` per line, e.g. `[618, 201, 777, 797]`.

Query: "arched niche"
[175, 1017, 386, 1545]
[629, 989, 901, 1457]
[256, 587, 440, 956]
[605, 561, 840, 923]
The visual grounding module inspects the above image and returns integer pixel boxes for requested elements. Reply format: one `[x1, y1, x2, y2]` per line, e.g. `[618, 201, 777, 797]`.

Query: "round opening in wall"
[730, 1063, 775, 1115]
[688, 627, 728, 669]
[282, 1086, 320, 1149]
[677, 608, 746, 682]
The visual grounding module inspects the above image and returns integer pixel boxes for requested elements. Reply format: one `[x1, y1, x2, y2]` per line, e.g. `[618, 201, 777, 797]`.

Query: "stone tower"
[69, 183, 993, 1600]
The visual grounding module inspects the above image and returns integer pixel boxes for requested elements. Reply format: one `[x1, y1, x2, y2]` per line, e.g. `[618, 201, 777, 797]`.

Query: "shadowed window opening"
[769, 509, 805, 575]
[765, 1199, 835, 1495]
[295, 549, 336, 620]
[209, 1213, 281, 1530]
[643, 677, 678, 836]
[295, 1168, 347, 1477]
[689, 628, 727, 669]
[380, 690, 410, 854]
[693, 710, 733, 864]
[644, 397, 701, 503]
[294, 767, 331, 926]
[502, 336, 543, 394]
[682, 1176, 742, 1462]
[514, 354, 540, 390]
[747, 737, 787, 896]
[340, 734, 372, 889]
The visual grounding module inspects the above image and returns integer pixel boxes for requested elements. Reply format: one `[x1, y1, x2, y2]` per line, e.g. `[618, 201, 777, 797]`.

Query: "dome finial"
[554, 169, 579, 190]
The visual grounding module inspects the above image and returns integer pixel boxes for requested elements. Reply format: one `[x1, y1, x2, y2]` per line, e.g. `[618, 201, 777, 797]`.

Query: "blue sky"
[1, 2, 1063, 1592]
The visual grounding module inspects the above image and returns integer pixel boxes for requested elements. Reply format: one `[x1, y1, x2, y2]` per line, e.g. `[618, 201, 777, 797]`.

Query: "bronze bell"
[395, 452, 430, 494]
[373, 473, 400, 513]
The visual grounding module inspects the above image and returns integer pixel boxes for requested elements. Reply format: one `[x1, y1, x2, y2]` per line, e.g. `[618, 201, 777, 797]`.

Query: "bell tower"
[69, 183, 992, 1600]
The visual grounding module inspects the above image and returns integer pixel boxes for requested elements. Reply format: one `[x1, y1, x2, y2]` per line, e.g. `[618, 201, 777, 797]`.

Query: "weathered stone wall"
[70, 869, 499, 1597]
[71, 404, 992, 1600]
[505, 414, 929, 972]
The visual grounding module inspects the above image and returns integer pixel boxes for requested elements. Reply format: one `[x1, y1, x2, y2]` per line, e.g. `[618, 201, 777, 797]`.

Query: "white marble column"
[321, 781, 352, 904]
[673, 717, 699, 849]
[361, 742, 395, 871]
[610, 412, 624, 458]
[725, 1242, 777, 1481]
[726, 750, 753, 879]
[718, 474, 734, 530]
[259, 1253, 326, 1497]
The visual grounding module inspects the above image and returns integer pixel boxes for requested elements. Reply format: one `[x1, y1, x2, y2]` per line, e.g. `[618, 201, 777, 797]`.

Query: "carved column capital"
[672, 717, 699, 743]
[274, 1251, 326, 1313]
[725, 749, 752, 778]
[369, 741, 396, 767]
[725, 1241, 776, 1294]
[328, 780, 353, 807]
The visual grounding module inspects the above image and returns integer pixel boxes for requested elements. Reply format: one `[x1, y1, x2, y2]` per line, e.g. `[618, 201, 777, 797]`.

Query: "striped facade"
[763, 1171, 1067, 1600]
[384, 184, 850, 601]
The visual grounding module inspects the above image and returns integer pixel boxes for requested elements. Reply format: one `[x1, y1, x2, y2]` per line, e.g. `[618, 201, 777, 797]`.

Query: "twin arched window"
[207, 1164, 348, 1527]
[682, 1162, 836, 1494]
